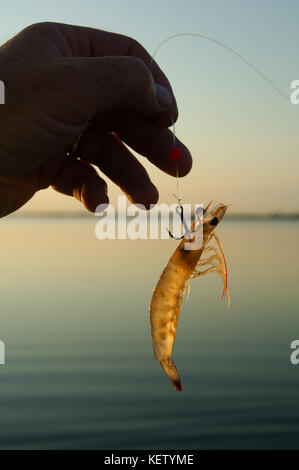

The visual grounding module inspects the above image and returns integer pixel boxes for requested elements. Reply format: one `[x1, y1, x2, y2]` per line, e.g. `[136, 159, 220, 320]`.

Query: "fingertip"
[176, 146, 193, 177]
[160, 143, 192, 178]
[154, 108, 178, 128]
[127, 183, 159, 210]
[80, 182, 110, 213]
[155, 84, 173, 110]
[152, 91, 178, 128]
[151, 84, 178, 128]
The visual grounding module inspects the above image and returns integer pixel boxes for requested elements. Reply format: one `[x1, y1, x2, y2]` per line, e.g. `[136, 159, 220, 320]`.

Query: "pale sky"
[0, 0, 298, 213]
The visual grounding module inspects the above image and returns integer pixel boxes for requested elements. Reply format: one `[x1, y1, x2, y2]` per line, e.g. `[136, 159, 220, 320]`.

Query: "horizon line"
[4, 211, 299, 221]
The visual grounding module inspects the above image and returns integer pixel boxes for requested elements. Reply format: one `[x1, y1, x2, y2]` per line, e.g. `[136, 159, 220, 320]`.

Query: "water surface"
[0, 218, 298, 449]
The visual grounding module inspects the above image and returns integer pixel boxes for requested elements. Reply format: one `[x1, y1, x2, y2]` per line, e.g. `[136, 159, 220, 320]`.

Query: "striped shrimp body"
[150, 203, 229, 391]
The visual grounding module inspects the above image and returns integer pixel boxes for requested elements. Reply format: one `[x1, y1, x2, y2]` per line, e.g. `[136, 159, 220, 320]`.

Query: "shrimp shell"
[150, 204, 229, 391]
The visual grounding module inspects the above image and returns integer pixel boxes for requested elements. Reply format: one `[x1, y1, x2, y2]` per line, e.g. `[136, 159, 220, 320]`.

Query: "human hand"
[0, 22, 192, 217]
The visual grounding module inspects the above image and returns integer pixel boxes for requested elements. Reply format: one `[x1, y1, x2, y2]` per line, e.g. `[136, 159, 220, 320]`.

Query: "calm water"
[0, 217, 299, 449]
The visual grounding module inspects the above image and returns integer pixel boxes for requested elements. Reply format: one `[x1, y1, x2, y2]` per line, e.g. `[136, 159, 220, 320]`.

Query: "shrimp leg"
[192, 265, 218, 279]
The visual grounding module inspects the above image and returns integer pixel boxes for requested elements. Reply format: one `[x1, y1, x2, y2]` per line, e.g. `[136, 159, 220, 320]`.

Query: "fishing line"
[170, 119, 182, 207]
[150, 32, 290, 209]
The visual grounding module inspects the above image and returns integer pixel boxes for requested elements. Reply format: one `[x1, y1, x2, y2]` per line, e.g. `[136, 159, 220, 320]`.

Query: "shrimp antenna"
[214, 233, 230, 306]
[203, 201, 213, 215]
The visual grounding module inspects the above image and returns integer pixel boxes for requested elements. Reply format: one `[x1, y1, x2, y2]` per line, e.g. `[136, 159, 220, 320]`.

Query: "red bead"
[169, 147, 182, 161]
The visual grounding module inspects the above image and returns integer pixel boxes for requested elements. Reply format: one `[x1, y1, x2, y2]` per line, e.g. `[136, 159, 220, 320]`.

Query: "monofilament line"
[170, 117, 182, 207]
[151, 32, 289, 100]
[150, 32, 290, 208]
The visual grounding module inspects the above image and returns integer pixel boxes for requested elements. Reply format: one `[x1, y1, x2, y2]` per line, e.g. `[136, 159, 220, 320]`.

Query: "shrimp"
[150, 203, 229, 391]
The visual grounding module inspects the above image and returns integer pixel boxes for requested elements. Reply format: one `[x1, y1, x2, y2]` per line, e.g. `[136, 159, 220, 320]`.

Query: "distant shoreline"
[5, 212, 299, 221]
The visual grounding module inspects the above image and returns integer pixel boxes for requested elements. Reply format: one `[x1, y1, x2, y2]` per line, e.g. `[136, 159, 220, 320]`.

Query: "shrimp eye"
[210, 217, 218, 226]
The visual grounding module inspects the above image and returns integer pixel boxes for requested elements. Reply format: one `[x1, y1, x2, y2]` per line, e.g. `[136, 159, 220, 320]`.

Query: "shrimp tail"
[160, 358, 182, 392]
